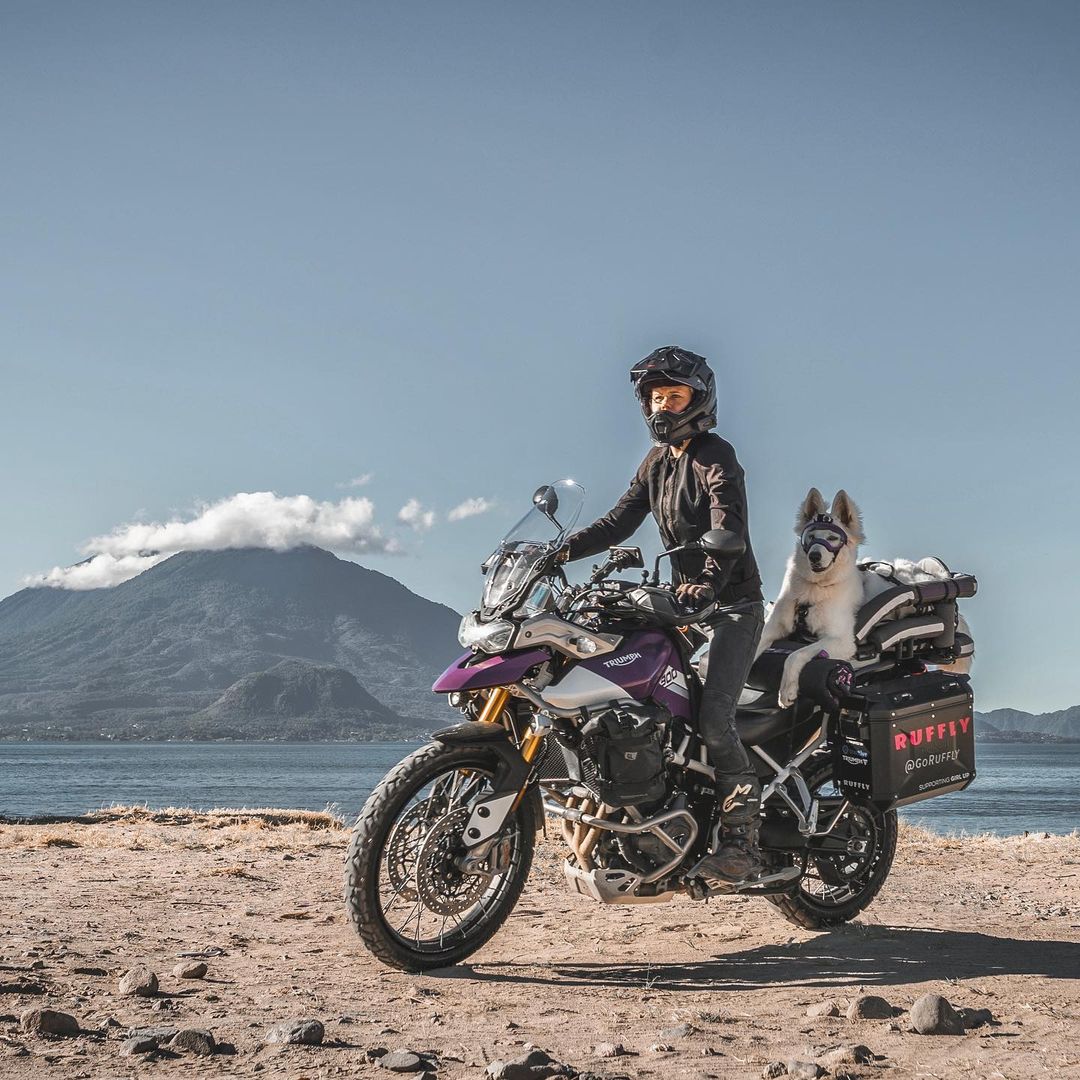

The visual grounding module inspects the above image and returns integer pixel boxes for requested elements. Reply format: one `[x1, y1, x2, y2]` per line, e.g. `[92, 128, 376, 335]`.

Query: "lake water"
[0, 741, 1077, 836]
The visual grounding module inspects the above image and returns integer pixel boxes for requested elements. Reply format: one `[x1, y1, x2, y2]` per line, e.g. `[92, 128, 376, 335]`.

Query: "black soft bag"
[581, 705, 667, 808]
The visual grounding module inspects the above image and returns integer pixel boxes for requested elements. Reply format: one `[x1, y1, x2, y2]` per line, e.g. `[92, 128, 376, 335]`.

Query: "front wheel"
[767, 754, 897, 930]
[343, 740, 538, 971]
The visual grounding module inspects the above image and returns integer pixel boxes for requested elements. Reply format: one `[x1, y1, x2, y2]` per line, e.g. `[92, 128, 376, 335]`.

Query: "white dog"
[756, 488, 972, 708]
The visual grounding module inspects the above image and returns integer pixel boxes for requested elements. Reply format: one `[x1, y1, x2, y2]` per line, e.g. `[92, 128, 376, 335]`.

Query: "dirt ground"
[0, 808, 1077, 1079]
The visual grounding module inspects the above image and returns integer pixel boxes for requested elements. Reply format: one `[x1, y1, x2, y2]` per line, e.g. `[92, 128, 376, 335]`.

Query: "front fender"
[431, 721, 544, 835]
[431, 721, 530, 789]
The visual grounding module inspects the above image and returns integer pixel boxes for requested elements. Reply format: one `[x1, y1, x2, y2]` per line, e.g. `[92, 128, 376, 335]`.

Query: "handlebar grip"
[589, 560, 614, 585]
[675, 600, 717, 623]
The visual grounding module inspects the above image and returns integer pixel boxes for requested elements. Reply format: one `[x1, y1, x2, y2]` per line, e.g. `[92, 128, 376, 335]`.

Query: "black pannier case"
[835, 671, 976, 809]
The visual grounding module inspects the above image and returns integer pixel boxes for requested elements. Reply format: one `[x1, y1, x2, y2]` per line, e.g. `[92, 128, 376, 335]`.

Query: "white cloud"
[31, 553, 174, 590]
[397, 498, 436, 532]
[336, 472, 373, 489]
[447, 497, 494, 522]
[25, 491, 400, 591]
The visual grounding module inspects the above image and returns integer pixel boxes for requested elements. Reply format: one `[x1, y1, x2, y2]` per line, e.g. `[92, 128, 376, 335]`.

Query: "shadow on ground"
[451, 926, 1080, 991]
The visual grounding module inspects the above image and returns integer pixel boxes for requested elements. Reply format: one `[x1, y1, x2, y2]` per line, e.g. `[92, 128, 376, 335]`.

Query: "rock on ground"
[823, 1043, 875, 1066]
[168, 1028, 216, 1056]
[378, 1050, 427, 1072]
[910, 993, 965, 1035]
[19, 1008, 80, 1037]
[785, 1060, 825, 1079]
[265, 1018, 325, 1045]
[846, 994, 895, 1020]
[485, 1050, 566, 1080]
[171, 960, 208, 979]
[591, 1042, 626, 1058]
[127, 1025, 179, 1044]
[118, 965, 158, 997]
[120, 1036, 158, 1056]
[806, 1000, 840, 1018]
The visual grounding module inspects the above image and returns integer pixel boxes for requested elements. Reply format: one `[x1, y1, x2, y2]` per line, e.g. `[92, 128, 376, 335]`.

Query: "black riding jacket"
[566, 433, 764, 604]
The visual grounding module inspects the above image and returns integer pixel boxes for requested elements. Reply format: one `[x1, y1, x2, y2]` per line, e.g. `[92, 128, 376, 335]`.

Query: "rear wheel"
[767, 755, 897, 930]
[343, 741, 537, 971]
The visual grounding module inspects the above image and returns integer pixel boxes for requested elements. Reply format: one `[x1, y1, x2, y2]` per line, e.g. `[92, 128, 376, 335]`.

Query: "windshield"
[499, 479, 585, 548]
[480, 480, 585, 616]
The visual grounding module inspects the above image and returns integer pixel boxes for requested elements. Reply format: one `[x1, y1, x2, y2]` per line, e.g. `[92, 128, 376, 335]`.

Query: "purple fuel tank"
[538, 630, 692, 719]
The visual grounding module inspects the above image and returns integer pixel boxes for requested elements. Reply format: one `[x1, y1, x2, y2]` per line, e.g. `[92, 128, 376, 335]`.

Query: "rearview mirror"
[532, 485, 560, 517]
[700, 529, 746, 560]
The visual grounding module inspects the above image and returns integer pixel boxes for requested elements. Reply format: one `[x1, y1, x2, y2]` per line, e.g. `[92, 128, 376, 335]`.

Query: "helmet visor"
[630, 350, 709, 395]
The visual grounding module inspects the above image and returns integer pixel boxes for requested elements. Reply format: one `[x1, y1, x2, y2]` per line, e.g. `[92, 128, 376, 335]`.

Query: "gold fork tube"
[477, 687, 510, 724]
[518, 729, 545, 764]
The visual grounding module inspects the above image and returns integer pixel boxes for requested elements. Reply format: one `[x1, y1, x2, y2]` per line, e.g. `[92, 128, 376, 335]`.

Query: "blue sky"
[2, 1, 1077, 712]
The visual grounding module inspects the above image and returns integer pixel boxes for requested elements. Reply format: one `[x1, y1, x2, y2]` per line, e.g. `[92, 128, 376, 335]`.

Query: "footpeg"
[701, 865, 802, 895]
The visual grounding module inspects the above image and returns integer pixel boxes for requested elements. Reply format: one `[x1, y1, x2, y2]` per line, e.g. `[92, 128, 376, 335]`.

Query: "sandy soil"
[0, 808, 1077, 1079]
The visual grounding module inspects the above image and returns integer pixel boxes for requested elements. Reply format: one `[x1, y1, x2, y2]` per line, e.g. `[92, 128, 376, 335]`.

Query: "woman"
[561, 345, 766, 884]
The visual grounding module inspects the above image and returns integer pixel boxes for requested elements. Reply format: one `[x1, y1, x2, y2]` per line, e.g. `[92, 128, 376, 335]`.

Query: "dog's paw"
[778, 681, 799, 709]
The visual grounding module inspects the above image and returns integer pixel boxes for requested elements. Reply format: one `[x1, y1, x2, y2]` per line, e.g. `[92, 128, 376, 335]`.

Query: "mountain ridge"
[975, 705, 1080, 739]
[0, 546, 462, 740]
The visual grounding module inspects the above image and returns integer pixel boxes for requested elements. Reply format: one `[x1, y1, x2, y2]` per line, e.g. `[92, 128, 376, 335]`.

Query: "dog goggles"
[800, 514, 849, 555]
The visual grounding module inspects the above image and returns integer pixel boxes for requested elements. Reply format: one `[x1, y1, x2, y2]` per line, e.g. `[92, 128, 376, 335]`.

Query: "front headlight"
[458, 612, 515, 653]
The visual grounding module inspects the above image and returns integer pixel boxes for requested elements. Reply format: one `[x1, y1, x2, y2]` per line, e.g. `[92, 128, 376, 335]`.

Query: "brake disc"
[385, 798, 445, 903]
[415, 806, 493, 916]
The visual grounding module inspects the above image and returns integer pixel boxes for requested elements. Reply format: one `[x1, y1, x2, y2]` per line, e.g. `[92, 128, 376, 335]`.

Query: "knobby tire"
[768, 755, 898, 930]
[343, 740, 537, 971]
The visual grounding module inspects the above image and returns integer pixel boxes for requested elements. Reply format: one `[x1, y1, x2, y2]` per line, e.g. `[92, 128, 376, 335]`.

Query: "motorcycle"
[344, 480, 977, 970]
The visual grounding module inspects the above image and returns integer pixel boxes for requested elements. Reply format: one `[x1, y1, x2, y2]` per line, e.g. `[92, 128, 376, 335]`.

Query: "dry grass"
[898, 820, 1079, 846]
[0, 804, 349, 853]
[71, 803, 346, 828]
[39, 833, 81, 848]
[1, 807, 1075, 861]
[207, 864, 261, 879]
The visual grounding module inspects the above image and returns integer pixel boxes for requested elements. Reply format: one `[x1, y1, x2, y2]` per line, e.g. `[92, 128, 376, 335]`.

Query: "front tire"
[767, 755, 897, 930]
[343, 740, 537, 971]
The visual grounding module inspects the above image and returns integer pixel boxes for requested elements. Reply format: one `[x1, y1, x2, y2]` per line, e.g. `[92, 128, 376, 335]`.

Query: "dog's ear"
[831, 490, 864, 541]
[795, 487, 827, 533]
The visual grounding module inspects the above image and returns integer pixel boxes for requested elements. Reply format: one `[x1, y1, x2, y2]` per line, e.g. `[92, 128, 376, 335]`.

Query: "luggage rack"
[851, 571, 976, 668]
[738, 569, 977, 714]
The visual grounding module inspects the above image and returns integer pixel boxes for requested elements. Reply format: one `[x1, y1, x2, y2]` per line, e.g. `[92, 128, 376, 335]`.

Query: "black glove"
[674, 583, 715, 606]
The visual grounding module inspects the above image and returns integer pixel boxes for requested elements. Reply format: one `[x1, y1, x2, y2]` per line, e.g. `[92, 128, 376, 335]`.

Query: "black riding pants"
[698, 601, 765, 824]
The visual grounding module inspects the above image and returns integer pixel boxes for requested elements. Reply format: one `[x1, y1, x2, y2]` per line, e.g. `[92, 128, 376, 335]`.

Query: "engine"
[539, 703, 704, 904]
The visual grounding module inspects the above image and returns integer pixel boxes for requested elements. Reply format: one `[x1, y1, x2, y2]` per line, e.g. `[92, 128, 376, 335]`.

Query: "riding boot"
[692, 778, 764, 884]
[704, 818, 763, 882]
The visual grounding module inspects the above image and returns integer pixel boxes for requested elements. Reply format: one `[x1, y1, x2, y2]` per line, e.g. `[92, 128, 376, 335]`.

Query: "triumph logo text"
[603, 652, 643, 669]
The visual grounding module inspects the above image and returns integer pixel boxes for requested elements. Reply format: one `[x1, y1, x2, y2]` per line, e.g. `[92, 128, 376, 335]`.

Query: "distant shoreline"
[0, 734, 432, 744]
[2, 731, 1078, 744]
[0, 804, 1077, 836]
[976, 731, 1080, 744]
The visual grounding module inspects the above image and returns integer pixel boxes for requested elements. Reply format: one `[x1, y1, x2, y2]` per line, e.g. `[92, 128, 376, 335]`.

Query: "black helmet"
[629, 345, 717, 446]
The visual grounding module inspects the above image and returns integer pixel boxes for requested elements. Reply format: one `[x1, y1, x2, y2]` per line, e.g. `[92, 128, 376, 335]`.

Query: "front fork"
[458, 687, 547, 847]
